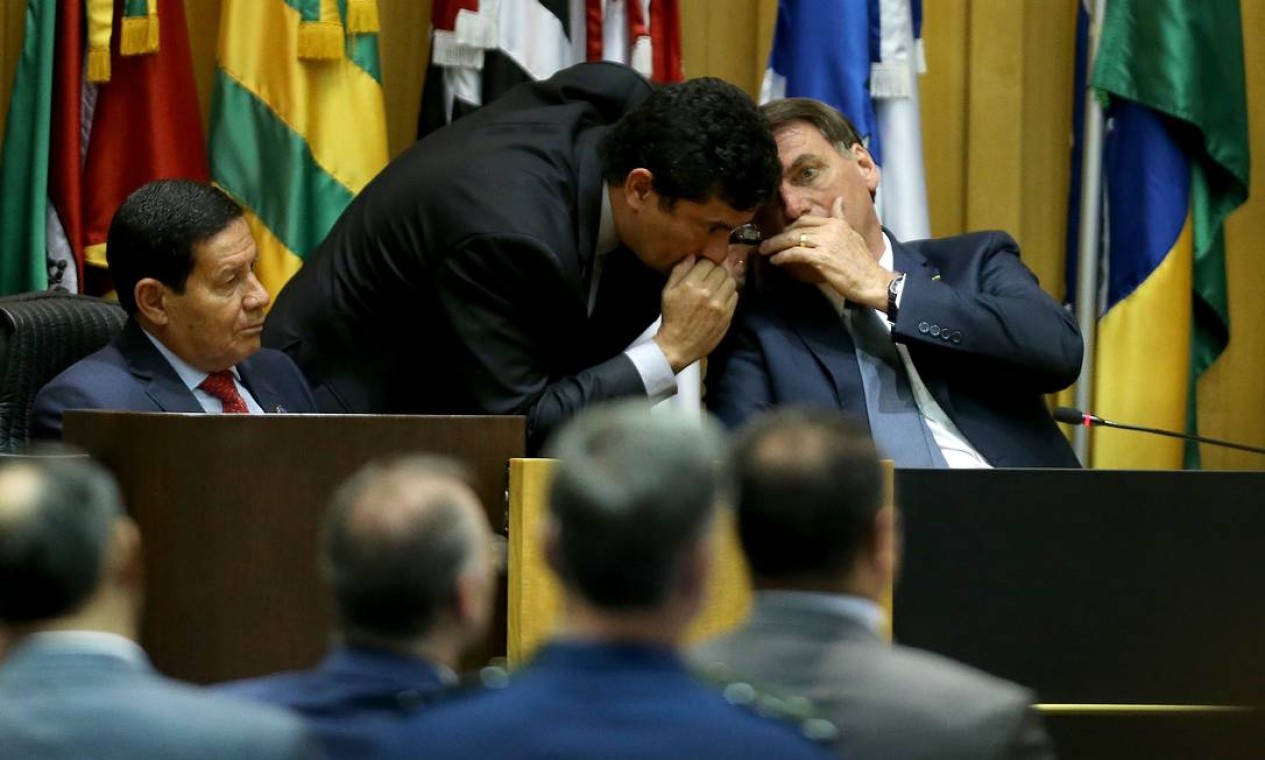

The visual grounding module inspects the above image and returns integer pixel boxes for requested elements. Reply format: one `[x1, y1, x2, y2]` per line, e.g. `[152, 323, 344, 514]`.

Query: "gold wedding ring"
[799, 231, 809, 247]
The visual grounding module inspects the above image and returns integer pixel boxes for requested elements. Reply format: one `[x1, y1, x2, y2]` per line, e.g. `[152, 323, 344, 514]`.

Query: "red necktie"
[199, 370, 249, 414]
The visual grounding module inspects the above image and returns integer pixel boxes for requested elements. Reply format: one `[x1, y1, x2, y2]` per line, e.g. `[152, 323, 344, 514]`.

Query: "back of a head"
[323, 455, 485, 642]
[727, 409, 883, 583]
[0, 456, 124, 624]
[545, 402, 724, 610]
[107, 179, 243, 315]
[599, 77, 781, 212]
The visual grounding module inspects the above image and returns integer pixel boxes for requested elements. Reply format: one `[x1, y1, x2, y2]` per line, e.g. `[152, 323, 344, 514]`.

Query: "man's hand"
[758, 198, 894, 310]
[654, 257, 739, 373]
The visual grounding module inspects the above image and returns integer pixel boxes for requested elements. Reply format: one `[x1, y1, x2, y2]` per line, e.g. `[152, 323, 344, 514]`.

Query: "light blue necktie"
[849, 306, 947, 468]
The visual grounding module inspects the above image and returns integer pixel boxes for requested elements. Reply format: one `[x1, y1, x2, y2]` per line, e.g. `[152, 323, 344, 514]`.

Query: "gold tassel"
[120, 0, 160, 56]
[298, 21, 345, 60]
[85, 0, 114, 82]
[346, 0, 380, 34]
[87, 46, 111, 83]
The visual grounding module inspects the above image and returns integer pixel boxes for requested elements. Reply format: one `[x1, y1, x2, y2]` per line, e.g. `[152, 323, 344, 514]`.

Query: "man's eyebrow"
[785, 154, 820, 175]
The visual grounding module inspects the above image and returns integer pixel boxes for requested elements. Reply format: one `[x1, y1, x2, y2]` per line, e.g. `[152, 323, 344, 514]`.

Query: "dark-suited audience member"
[379, 402, 835, 760]
[31, 179, 316, 440]
[692, 409, 1056, 760]
[218, 455, 498, 759]
[0, 456, 317, 759]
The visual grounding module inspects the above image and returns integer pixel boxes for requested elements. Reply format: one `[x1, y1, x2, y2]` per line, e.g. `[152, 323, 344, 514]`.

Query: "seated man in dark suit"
[379, 402, 836, 760]
[31, 179, 316, 439]
[708, 98, 1082, 468]
[264, 63, 782, 453]
[692, 409, 1056, 760]
[0, 455, 318, 759]
[217, 454, 499, 759]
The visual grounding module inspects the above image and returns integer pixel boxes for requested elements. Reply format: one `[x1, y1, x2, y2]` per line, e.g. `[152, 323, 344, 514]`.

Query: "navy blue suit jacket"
[379, 641, 835, 760]
[709, 231, 1082, 468]
[217, 646, 447, 760]
[30, 318, 317, 440]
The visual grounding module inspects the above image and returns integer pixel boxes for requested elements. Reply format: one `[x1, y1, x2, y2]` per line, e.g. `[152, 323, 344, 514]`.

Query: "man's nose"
[246, 274, 271, 311]
[700, 236, 731, 264]
[779, 185, 809, 221]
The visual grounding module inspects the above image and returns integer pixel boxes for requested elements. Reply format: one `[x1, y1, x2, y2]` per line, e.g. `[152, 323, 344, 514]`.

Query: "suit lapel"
[116, 321, 203, 413]
[238, 358, 285, 414]
[777, 282, 869, 420]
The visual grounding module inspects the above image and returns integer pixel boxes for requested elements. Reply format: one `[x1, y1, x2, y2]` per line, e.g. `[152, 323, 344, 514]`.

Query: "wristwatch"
[886, 272, 906, 323]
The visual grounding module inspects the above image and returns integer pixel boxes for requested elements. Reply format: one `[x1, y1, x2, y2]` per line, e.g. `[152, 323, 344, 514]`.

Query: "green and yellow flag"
[209, 0, 388, 299]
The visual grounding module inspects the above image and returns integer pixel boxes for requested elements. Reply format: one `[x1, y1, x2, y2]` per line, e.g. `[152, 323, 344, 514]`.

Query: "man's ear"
[622, 168, 655, 211]
[133, 279, 170, 326]
[109, 517, 145, 592]
[851, 143, 882, 195]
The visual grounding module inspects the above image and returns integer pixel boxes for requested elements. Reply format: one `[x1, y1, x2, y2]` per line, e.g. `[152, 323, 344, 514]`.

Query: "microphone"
[1054, 406, 1265, 456]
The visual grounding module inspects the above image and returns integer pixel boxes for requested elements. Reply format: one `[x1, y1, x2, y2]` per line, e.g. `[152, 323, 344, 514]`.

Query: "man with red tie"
[31, 180, 316, 440]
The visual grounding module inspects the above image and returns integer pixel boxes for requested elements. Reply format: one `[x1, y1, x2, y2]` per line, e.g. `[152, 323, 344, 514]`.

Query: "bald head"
[0, 457, 125, 624]
[323, 456, 490, 642]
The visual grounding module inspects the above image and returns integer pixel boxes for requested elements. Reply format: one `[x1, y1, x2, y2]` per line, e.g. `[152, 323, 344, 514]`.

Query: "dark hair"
[599, 77, 781, 212]
[760, 97, 863, 152]
[545, 402, 723, 610]
[0, 456, 124, 623]
[107, 179, 244, 314]
[323, 455, 482, 640]
[727, 408, 883, 581]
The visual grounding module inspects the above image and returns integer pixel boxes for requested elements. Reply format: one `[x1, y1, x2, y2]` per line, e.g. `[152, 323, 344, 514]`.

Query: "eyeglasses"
[729, 223, 763, 246]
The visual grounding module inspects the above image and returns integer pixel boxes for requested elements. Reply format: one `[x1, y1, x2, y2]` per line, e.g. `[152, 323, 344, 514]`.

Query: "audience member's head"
[322, 455, 496, 666]
[107, 179, 269, 373]
[544, 402, 725, 640]
[0, 455, 142, 635]
[727, 409, 894, 598]
[600, 78, 781, 274]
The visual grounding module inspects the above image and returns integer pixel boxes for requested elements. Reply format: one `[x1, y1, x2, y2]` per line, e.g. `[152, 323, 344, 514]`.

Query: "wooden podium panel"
[65, 411, 524, 684]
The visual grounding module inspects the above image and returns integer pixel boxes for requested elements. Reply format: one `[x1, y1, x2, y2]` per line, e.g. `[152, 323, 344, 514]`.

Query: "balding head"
[727, 409, 885, 587]
[0, 457, 127, 625]
[322, 456, 492, 647]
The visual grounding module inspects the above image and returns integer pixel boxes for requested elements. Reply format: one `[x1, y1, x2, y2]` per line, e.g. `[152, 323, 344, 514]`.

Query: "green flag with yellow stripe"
[209, 0, 388, 298]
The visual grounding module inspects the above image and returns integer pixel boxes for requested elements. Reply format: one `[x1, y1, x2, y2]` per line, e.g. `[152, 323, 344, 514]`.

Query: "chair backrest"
[0, 292, 127, 452]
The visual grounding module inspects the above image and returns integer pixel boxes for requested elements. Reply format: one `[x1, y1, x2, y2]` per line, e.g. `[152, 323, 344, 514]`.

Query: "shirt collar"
[755, 590, 888, 634]
[142, 328, 240, 391]
[596, 183, 619, 256]
[21, 630, 149, 666]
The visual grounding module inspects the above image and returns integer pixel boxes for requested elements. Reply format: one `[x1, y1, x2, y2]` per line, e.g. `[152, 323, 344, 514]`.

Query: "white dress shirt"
[143, 330, 264, 414]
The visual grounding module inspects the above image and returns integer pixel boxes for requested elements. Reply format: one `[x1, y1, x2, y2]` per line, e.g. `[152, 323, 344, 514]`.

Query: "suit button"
[941, 330, 951, 341]
[930, 324, 941, 337]
[918, 321, 930, 334]
[951, 331, 962, 344]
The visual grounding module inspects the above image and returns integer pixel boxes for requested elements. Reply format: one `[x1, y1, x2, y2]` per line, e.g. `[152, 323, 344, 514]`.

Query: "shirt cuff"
[626, 341, 678, 401]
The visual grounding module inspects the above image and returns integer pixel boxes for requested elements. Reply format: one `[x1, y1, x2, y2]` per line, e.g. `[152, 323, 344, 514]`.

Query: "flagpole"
[1072, 0, 1109, 465]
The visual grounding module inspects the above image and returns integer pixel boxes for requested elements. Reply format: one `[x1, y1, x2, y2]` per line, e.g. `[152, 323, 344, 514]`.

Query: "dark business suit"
[0, 636, 318, 759]
[264, 62, 664, 452]
[378, 641, 835, 760]
[709, 231, 1082, 468]
[692, 594, 1056, 760]
[217, 646, 448, 760]
[30, 318, 317, 440]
